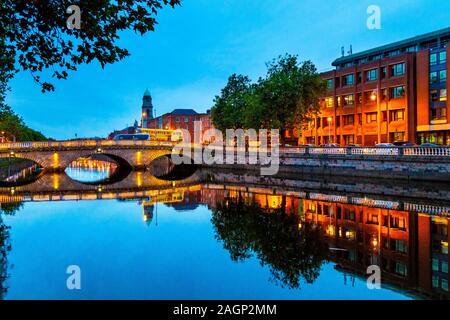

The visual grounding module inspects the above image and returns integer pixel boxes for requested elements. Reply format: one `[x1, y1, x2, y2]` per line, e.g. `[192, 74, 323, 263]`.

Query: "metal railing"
[0, 139, 449, 158]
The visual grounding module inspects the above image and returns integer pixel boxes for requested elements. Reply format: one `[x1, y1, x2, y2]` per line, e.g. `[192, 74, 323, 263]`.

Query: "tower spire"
[141, 88, 153, 128]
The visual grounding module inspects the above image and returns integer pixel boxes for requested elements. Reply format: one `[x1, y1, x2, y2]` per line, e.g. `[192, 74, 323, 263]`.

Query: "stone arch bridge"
[0, 140, 179, 170]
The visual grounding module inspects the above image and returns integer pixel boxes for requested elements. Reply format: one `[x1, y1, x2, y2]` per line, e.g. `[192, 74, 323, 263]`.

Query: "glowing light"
[370, 91, 377, 101]
[52, 174, 60, 190]
[372, 237, 378, 248]
[136, 172, 142, 187]
[136, 151, 142, 166]
[53, 152, 59, 168]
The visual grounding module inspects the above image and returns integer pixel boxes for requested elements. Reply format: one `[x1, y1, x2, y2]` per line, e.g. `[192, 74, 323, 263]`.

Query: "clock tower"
[141, 88, 153, 128]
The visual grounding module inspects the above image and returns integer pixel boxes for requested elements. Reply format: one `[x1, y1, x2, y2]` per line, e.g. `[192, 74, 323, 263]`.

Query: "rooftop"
[332, 26, 450, 68]
[170, 109, 199, 116]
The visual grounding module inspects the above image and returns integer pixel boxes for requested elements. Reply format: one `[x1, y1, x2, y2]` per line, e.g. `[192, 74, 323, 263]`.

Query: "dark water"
[0, 164, 449, 300]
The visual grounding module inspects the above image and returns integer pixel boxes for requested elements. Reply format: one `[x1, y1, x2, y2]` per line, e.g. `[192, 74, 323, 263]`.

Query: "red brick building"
[146, 108, 213, 142]
[301, 27, 450, 146]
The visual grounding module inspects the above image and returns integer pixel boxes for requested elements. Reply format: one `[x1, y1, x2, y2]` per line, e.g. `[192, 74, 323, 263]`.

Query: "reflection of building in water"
[301, 198, 449, 299]
[142, 204, 154, 225]
[68, 158, 117, 172]
[196, 188, 449, 299]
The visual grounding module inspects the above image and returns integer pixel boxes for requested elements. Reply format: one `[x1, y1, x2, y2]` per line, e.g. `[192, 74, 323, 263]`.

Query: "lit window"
[440, 89, 447, 102]
[442, 279, 449, 292]
[366, 112, 377, 124]
[344, 94, 354, 106]
[442, 261, 448, 274]
[325, 97, 334, 108]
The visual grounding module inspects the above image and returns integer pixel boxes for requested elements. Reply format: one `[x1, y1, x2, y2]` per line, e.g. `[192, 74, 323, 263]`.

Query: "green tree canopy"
[0, 0, 181, 92]
[211, 54, 327, 139]
[210, 74, 251, 132]
[211, 194, 329, 289]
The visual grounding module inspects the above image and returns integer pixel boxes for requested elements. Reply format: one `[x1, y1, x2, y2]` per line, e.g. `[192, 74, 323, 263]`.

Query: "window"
[440, 89, 447, 101]
[430, 53, 437, 65]
[442, 261, 448, 274]
[431, 107, 447, 120]
[430, 71, 438, 84]
[344, 208, 356, 221]
[440, 70, 447, 83]
[381, 66, 387, 79]
[366, 69, 378, 81]
[357, 93, 363, 104]
[336, 116, 341, 127]
[344, 135, 354, 145]
[393, 239, 407, 253]
[366, 112, 377, 124]
[175, 117, 180, 122]
[390, 86, 405, 99]
[440, 51, 447, 64]
[395, 262, 407, 276]
[343, 114, 354, 125]
[326, 79, 334, 89]
[391, 216, 406, 230]
[343, 74, 354, 86]
[432, 258, 440, 271]
[184, 117, 189, 123]
[358, 113, 363, 125]
[443, 279, 449, 292]
[382, 111, 387, 122]
[390, 109, 405, 121]
[357, 72, 362, 84]
[325, 97, 334, 108]
[432, 276, 439, 288]
[344, 94, 354, 106]
[431, 89, 439, 102]
[391, 63, 405, 76]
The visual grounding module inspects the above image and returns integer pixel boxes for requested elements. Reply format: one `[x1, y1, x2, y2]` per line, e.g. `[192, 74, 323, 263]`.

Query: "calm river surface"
[0, 164, 449, 300]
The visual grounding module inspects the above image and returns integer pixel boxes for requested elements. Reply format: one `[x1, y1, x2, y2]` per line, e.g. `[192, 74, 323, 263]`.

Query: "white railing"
[351, 147, 399, 156]
[309, 147, 346, 155]
[403, 147, 450, 156]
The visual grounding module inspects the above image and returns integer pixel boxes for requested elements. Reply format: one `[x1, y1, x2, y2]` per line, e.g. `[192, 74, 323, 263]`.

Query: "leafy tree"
[0, 217, 11, 300]
[211, 74, 251, 132]
[211, 54, 326, 142]
[0, 104, 47, 141]
[0, 0, 181, 92]
[211, 193, 329, 289]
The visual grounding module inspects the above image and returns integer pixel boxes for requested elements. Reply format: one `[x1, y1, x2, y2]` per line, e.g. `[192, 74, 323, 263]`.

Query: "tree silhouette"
[211, 194, 329, 289]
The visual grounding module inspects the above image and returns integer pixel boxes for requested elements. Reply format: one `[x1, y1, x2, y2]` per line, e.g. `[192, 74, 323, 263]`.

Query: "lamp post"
[327, 117, 332, 144]
[371, 87, 382, 144]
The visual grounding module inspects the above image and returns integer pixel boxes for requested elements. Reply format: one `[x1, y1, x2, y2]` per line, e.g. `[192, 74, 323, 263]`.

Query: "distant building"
[301, 27, 450, 146]
[108, 121, 139, 140]
[146, 107, 213, 142]
[141, 88, 154, 128]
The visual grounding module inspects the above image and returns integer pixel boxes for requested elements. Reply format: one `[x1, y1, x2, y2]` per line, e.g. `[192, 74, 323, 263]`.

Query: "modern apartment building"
[301, 27, 450, 146]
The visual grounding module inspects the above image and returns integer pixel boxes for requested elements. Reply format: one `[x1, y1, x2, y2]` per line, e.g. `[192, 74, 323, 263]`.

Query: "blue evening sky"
[6, 0, 450, 139]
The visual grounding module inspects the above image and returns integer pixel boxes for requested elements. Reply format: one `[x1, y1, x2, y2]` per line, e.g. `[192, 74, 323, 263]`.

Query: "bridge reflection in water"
[0, 167, 449, 300]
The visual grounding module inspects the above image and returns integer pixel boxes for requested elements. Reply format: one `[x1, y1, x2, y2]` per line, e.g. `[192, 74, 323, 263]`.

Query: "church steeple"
[141, 88, 153, 128]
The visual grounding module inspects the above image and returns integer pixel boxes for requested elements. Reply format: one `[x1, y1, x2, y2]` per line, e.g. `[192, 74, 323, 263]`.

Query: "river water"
[0, 161, 449, 300]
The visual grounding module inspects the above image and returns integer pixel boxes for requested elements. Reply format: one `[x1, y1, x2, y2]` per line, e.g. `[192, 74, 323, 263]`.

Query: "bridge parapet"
[0, 139, 176, 152]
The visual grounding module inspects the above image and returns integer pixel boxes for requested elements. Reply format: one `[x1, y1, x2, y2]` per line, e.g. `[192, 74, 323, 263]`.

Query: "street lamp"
[327, 117, 332, 144]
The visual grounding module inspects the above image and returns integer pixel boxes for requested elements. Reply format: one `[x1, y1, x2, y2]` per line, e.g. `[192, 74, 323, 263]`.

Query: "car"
[347, 144, 362, 147]
[299, 144, 315, 147]
[375, 143, 395, 148]
[320, 143, 340, 148]
[420, 143, 441, 147]
[393, 141, 417, 147]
